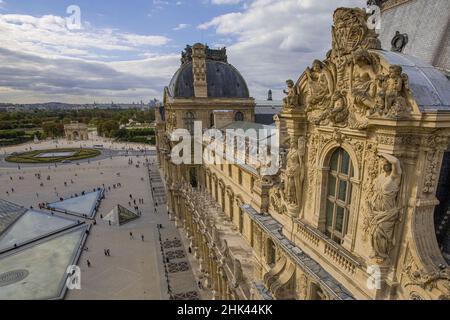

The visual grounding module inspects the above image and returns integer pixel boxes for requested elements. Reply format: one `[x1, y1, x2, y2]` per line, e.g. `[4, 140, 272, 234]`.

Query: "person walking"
[141, 234, 145, 242]
[87, 260, 91, 267]
[129, 232, 134, 240]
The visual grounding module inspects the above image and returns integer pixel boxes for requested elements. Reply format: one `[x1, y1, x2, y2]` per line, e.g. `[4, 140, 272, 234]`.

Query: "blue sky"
[0, 0, 366, 103]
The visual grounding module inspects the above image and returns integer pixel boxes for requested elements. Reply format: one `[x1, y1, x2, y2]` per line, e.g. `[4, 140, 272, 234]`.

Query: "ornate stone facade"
[156, 8, 450, 300]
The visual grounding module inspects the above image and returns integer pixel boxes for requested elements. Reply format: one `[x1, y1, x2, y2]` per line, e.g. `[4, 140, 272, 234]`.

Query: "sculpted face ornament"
[383, 159, 392, 174]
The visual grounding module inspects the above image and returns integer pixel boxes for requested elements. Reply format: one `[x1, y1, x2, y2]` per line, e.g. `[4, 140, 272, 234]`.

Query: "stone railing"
[296, 220, 320, 247]
[323, 242, 358, 275]
[294, 219, 361, 276]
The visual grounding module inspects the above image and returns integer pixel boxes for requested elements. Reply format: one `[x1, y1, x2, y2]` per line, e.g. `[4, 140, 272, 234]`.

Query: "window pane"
[341, 151, 350, 175]
[348, 184, 353, 204]
[333, 235, 342, 244]
[335, 206, 344, 232]
[338, 180, 347, 201]
[330, 150, 339, 171]
[326, 202, 334, 228]
[328, 175, 336, 196]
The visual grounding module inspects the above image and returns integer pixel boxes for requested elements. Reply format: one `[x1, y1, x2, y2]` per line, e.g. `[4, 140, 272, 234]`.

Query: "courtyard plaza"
[0, 135, 155, 168]
[0, 139, 206, 300]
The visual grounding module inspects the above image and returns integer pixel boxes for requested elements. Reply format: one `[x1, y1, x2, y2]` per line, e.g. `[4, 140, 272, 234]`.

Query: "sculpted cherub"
[283, 79, 300, 109]
[384, 65, 409, 117]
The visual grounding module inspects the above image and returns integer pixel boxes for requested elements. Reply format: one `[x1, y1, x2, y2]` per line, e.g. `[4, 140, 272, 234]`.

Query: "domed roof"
[167, 53, 250, 99]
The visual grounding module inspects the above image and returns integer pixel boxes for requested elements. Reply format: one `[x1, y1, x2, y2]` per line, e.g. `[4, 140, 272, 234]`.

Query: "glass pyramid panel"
[0, 210, 79, 252]
[0, 226, 87, 300]
[47, 190, 102, 218]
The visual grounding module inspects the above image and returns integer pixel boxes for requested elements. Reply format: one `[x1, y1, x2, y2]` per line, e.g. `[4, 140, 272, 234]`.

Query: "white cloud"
[211, 0, 243, 4]
[173, 23, 190, 31]
[0, 13, 177, 103]
[199, 0, 366, 100]
[0, 14, 171, 57]
[0, 0, 370, 103]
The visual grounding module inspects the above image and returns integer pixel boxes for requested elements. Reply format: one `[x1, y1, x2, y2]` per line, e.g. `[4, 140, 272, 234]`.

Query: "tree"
[42, 122, 64, 138]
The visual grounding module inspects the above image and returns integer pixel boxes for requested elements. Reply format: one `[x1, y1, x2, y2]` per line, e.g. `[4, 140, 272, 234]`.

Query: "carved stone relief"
[287, 8, 415, 130]
[363, 153, 402, 263]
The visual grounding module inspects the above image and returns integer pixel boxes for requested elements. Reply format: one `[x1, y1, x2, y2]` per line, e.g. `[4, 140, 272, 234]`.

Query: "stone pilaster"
[192, 43, 208, 98]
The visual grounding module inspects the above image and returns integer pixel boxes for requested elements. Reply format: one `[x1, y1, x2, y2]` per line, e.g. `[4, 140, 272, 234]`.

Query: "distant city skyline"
[0, 0, 366, 103]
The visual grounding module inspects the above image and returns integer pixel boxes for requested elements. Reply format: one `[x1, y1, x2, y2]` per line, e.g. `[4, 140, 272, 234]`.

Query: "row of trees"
[42, 122, 65, 138]
[0, 108, 157, 145]
[114, 128, 156, 144]
[97, 120, 120, 138]
[0, 108, 155, 131]
[0, 130, 42, 147]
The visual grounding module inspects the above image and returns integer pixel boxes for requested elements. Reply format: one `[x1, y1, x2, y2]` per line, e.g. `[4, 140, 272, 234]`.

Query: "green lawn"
[6, 148, 101, 164]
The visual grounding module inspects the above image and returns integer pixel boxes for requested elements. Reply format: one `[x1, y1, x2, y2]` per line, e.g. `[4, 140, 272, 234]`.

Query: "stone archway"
[64, 122, 89, 141]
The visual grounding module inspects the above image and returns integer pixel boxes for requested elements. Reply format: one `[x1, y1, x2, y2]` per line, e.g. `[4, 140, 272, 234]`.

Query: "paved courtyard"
[0, 139, 205, 300]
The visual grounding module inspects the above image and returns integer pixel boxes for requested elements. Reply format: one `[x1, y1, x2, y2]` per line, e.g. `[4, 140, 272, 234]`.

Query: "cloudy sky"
[0, 0, 366, 104]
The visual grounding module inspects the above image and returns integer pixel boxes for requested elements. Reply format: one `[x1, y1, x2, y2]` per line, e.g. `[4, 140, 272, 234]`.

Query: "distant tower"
[267, 90, 273, 101]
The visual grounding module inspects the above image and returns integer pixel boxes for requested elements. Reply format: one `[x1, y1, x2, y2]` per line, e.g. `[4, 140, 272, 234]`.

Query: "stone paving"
[148, 165, 212, 300]
[0, 139, 203, 300]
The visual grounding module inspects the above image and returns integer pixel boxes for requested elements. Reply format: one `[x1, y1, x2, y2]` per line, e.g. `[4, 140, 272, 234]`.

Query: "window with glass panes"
[185, 112, 195, 134]
[325, 148, 354, 244]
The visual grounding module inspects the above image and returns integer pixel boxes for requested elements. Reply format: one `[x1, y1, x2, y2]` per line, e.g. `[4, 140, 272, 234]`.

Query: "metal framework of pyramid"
[0, 198, 93, 300]
[47, 190, 103, 218]
[103, 205, 140, 226]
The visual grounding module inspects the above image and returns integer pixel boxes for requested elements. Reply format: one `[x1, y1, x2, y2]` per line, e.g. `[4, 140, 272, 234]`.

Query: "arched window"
[325, 148, 354, 245]
[185, 112, 195, 134]
[235, 111, 244, 122]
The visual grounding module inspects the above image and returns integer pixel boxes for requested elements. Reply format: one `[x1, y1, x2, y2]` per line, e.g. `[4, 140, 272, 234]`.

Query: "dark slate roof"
[255, 104, 282, 125]
[376, 50, 450, 112]
[168, 61, 250, 99]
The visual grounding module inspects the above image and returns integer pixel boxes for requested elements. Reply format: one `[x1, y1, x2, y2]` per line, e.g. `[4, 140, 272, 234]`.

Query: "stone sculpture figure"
[329, 91, 349, 126]
[383, 65, 409, 117]
[284, 137, 306, 210]
[305, 60, 334, 111]
[367, 153, 402, 263]
[351, 48, 378, 114]
[283, 79, 300, 109]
